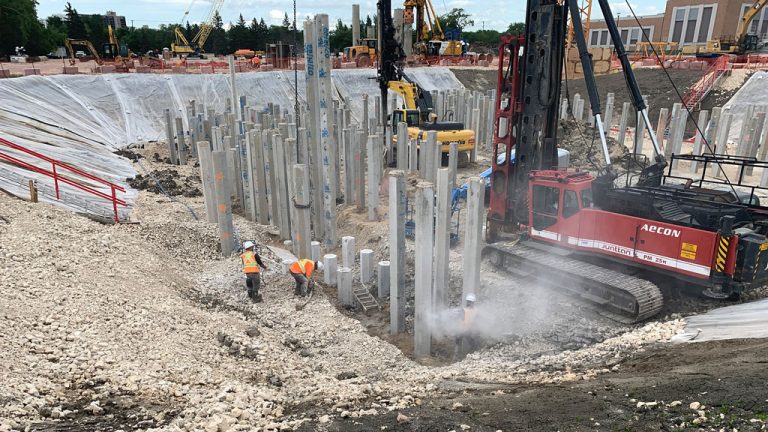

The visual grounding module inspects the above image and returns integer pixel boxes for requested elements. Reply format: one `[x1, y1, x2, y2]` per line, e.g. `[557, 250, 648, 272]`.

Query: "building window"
[669, 4, 717, 46]
[601, 30, 609, 46]
[588, 29, 611, 47]
[589, 26, 652, 48]
[685, 7, 698, 43]
[698, 7, 714, 43]
[740, 3, 768, 39]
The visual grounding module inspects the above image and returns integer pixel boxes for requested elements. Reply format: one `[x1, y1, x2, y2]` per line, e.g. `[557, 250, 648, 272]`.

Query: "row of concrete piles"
[191, 17, 384, 260]
[385, 131, 485, 358]
[162, 18, 399, 295]
[160, 17, 491, 359]
[566, 92, 768, 184]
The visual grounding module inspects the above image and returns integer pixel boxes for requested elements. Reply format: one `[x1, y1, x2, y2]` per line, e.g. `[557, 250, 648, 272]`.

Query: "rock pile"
[0, 154, 687, 430]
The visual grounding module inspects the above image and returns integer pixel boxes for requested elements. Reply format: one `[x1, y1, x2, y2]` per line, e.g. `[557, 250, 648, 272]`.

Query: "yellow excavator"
[65, 26, 133, 70]
[388, 77, 475, 167]
[701, 0, 768, 55]
[378, 0, 474, 166]
[64, 39, 101, 65]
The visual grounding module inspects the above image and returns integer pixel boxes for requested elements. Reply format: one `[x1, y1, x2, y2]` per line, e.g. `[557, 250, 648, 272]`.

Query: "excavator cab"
[391, 109, 421, 130]
[102, 43, 119, 60]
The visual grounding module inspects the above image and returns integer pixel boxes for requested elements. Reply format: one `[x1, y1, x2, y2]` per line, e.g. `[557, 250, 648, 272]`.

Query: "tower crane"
[565, 0, 592, 49]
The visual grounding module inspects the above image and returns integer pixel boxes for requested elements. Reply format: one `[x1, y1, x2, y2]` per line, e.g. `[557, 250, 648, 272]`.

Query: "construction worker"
[251, 55, 261, 68]
[240, 241, 267, 302]
[453, 293, 477, 360]
[289, 259, 324, 297]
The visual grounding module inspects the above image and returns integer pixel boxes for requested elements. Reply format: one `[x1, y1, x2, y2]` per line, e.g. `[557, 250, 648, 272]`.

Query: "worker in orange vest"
[453, 293, 477, 360]
[251, 55, 261, 68]
[241, 241, 267, 302]
[289, 258, 324, 296]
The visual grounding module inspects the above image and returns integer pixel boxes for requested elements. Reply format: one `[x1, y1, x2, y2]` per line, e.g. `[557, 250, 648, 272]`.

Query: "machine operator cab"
[529, 170, 595, 240]
[391, 109, 422, 130]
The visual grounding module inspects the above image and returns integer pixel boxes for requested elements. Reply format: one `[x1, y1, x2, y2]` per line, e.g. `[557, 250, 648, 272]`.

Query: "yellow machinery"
[388, 80, 475, 167]
[172, 0, 225, 57]
[344, 38, 378, 66]
[703, 0, 768, 54]
[403, 0, 463, 57]
[103, 25, 133, 60]
[65, 27, 133, 70]
[64, 39, 101, 65]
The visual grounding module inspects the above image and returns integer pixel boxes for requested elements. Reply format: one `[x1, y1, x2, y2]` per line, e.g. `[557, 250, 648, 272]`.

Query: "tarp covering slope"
[671, 298, 768, 342]
[0, 68, 464, 219]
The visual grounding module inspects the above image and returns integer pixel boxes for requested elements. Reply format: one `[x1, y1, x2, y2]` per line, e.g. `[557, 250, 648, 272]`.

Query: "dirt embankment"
[452, 66, 753, 139]
[452, 68, 706, 127]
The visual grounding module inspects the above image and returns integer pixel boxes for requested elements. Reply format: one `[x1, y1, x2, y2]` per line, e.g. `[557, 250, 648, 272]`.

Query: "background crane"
[565, 0, 592, 49]
[403, 0, 464, 57]
[171, 0, 225, 57]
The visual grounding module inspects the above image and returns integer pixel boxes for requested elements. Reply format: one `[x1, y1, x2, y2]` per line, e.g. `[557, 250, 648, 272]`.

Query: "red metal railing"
[663, 55, 729, 139]
[0, 137, 127, 222]
[681, 55, 729, 111]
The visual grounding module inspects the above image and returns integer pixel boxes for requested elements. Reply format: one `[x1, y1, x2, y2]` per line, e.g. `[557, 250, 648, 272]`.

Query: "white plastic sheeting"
[0, 68, 465, 218]
[671, 298, 768, 342]
[723, 71, 768, 143]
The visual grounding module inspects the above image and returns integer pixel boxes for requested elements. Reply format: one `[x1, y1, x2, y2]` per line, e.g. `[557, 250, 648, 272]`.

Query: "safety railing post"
[111, 184, 119, 222]
[52, 162, 60, 199]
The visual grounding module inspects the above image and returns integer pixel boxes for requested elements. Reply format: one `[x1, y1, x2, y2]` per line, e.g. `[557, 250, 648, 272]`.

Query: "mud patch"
[558, 118, 628, 169]
[113, 148, 143, 160]
[31, 386, 178, 432]
[127, 169, 202, 197]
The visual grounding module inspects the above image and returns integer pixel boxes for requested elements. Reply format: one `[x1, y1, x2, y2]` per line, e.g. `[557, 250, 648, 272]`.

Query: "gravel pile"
[0, 157, 686, 430]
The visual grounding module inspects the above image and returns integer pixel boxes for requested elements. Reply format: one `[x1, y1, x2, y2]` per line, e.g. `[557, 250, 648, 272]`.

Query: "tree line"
[0, 1, 523, 58]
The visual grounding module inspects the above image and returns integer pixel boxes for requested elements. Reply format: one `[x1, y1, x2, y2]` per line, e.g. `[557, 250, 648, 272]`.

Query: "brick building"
[588, 0, 768, 50]
[103, 11, 127, 30]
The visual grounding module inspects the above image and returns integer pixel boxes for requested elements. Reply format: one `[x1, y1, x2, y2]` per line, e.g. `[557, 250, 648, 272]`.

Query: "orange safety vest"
[290, 259, 315, 278]
[240, 251, 260, 274]
[462, 307, 476, 331]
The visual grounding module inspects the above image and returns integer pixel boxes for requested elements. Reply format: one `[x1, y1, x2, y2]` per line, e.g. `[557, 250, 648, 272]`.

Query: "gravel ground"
[0, 149, 690, 431]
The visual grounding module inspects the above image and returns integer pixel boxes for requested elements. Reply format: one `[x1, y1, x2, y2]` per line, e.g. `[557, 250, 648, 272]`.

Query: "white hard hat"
[243, 241, 255, 250]
[465, 293, 476, 303]
[316, 261, 324, 271]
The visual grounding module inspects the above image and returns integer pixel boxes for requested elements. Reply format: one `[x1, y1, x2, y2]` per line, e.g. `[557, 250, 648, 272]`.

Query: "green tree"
[64, 2, 87, 39]
[439, 8, 474, 32]
[46, 15, 67, 35]
[463, 29, 501, 47]
[506, 22, 525, 34]
[83, 14, 106, 52]
[329, 18, 352, 52]
[0, 0, 42, 56]
[249, 17, 268, 50]
[207, 10, 228, 54]
[228, 14, 249, 51]
[27, 20, 60, 55]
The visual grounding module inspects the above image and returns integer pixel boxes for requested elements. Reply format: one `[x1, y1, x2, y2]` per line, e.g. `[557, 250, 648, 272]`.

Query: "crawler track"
[485, 241, 664, 323]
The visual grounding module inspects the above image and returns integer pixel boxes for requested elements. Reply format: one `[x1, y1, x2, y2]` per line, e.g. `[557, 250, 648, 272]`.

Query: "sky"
[36, 0, 669, 32]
